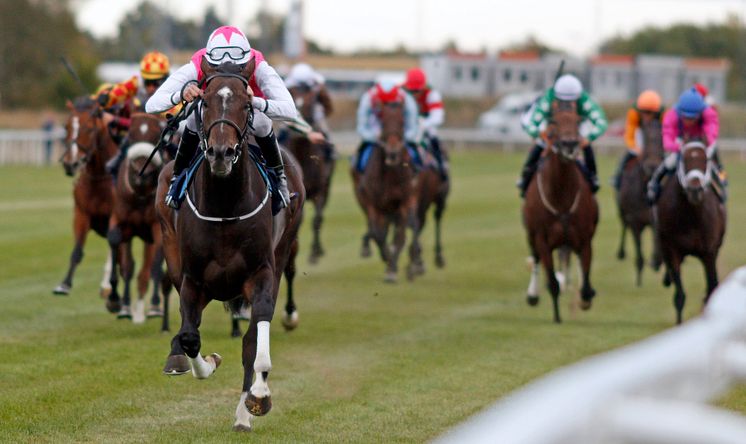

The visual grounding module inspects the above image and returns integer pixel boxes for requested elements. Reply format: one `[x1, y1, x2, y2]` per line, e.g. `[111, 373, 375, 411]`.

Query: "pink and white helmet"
[204, 26, 252, 65]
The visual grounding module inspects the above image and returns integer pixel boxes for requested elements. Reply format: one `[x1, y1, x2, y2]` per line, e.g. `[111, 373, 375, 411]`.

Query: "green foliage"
[600, 17, 746, 100]
[0, 0, 100, 108]
[1, 151, 746, 441]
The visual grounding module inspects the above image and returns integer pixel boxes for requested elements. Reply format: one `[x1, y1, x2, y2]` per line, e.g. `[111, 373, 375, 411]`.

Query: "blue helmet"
[677, 88, 707, 118]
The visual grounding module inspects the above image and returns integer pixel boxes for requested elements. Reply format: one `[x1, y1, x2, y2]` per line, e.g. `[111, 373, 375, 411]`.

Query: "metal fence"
[0, 128, 66, 165]
[435, 266, 746, 444]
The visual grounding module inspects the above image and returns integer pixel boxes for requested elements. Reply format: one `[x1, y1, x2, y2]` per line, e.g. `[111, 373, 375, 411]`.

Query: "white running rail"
[0, 128, 66, 165]
[435, 266, 746, 444]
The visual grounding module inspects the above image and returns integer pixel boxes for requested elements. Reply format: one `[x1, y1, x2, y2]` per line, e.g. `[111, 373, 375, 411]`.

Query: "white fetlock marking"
[189, 354, 216, 379]
[101, 256, 112, 290]
[255, 321, 272, 372]
[285, 311, 299, 325]
[234, 391, 254, 429]
[527, 259, 539, 297]
[132, 299, 145, 324]
[250, 371, 271, 398]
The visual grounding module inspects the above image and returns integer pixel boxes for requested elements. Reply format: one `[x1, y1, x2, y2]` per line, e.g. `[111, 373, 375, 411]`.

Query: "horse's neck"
[84, 128, 116, 177]
[542, 151, 580, 204]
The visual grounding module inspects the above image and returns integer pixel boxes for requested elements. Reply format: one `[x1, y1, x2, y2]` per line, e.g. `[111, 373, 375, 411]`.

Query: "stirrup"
[165, 176, 182, 209]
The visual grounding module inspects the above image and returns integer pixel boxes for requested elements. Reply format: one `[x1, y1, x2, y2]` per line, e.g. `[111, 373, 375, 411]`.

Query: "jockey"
[401, 68, 448, 180]
[647, 87, 723, 203]
[519, 74, 608, 196]
[101, 51, 175, 175]
[146, 26, 296, 210]
[612, 90, 664, 190]
[282, 62, 334, 158]
[354, 78, 421, 173]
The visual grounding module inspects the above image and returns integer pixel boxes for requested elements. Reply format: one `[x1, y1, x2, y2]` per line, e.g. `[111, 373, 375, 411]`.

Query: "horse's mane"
[73, 96, 96, 111]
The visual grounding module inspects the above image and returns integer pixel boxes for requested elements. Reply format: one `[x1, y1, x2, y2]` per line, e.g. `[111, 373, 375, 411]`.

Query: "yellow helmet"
[140, 51, 170, 80]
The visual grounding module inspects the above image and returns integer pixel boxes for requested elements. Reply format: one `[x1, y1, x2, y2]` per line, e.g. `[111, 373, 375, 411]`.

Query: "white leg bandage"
[189, 353, 216, 379]
[234, 391, 254, 430]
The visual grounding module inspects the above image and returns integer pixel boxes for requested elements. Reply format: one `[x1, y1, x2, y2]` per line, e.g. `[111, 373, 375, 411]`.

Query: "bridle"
[677, 141, 713, 190]
[62, 108, 104, 173]
[193, 73, 254, 165]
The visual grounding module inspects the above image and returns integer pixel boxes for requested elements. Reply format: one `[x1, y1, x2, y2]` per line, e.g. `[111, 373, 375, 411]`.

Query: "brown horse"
[406, 148, 450, 280]
[107, 113, 170, 329]
[155, 60, 304, 432]
[53, 97, 119, 310]
[655, 141, 726, 324]
[616, 117, 664, 285]
[522, 100, 599, 323]
[286, 83, 335, 263]
[352, 101, 418, 282]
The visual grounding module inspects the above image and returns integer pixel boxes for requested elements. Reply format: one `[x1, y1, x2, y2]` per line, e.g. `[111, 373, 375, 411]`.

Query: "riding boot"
[256, 129, 290, 211]
[355, 141, 370, 173]
[165, 128, 200, 209]
[711, 149, 728, 186]
[106, 138, 129, 179]
[646, 163, 667, 205]
[517, 144, 544, 197]
[406, 141, 423, 173]
[582, 145, 600, 193]
[613, 151, 636, 190]
[428, 136, 449, 181]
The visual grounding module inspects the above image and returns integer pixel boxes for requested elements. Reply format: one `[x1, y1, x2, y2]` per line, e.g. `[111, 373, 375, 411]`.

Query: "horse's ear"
[66, 99, 74, 111]
[201, 57, 216, 79]
[241, 58, 256, 81]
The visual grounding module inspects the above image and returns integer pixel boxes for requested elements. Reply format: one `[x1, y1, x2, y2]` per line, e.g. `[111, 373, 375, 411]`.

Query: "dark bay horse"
[655, 141, 726, 324]
[155, 60, 304, 432]
[286, 84, 335, 264]
[522, 101, 599, 323]
[406, 148, 450, 280]
[53, 97, 119, 310]
[352, 101, 418, 282]
[616, 118, 664, 285]
[107, 113, 170, 329]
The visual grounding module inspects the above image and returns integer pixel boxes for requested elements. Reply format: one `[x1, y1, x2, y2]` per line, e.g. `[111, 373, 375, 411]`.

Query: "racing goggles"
[206, 46, 251, 62]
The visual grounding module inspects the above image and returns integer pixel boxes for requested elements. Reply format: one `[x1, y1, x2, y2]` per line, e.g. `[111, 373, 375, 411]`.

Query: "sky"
[73, 0, 746, 56]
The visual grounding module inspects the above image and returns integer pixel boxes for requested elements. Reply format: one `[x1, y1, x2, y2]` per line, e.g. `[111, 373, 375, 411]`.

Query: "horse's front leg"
[667, 253, 686, 325]
[578, 242, 596, 311]
[406, 205, 424, 281]
[309, 197, 325, 263]
[536, 236, 561, 323]
[176, 278, 220, 378]
[53, 207, 90, 295]
[117, 241, 136, 321]
[105, 220, 123, 313]
[386, 208, 408, 283]
[702, 253, 719, 305]
[235, 267, 276, 431]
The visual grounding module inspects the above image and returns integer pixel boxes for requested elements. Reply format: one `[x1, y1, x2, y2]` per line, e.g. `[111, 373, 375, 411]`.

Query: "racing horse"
[53, 97, 119, 311]
[286, 83, 335, 264]
[406, 144, 450, 280]
[616, 118, 664, 285]
[107, 113, 170, 329]
[655, 140, 726, 324]
[352, 98, 418, 282]
[522, 100, 599, 323]
[155, 60, 304, 431]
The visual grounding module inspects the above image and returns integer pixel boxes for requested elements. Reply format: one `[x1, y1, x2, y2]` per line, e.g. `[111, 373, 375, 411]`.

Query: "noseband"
[194, 73, 255, 164]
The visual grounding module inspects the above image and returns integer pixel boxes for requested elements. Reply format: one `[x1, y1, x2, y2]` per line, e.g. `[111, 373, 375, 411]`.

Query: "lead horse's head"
[62, 97, 104, 176]
[678, 140, 712, 206]
[640, 114, 664, 176]
[377, 101, 407, 167]
[546, 100, 581, 161]
[199, 58, 256, 178]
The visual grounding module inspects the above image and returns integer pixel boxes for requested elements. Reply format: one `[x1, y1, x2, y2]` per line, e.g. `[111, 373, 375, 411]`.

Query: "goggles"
[206, 46, 250, 62]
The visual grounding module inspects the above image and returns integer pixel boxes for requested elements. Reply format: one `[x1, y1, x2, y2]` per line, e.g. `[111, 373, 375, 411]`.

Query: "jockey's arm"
[422, 90, 445, 134]
[579, 93, 607, 142]
[522, 91, 551, 139]
[145, 63, 197, 114]
[702, 106, 720, 147]
[661, 109, 681, 153]
[403, 94, 419, 143]
[252, 63, 296, 122]
[623, 108, 642, 155]
[356, 93, 378, 141]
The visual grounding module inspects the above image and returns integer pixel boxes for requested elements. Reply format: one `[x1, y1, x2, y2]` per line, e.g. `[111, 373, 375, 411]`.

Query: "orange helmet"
[636, 90, 662, 112]
[140, 51, 170, 80]
[404, 68, 427, 91]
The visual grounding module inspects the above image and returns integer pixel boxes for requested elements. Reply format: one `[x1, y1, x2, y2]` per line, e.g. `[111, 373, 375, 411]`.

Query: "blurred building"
[422, 51, 731, 103]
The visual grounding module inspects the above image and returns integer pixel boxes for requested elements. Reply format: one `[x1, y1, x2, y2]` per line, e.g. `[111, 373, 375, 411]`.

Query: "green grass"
[1, 150, 745, 443]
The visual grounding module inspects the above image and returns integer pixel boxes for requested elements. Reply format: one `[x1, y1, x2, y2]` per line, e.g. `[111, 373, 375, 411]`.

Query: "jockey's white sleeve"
[252, 62, 296, 122]
[422, 90, 445, 134]
[403, 94, 419, 143]
[145, 63, 198, 114]
[356, 93, 379, 142]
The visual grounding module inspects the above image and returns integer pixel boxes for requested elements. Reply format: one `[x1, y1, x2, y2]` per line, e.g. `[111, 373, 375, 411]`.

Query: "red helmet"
[404, 68, 426, 90]
[694, 82, 709, 98]
[375, 80, 401, 103]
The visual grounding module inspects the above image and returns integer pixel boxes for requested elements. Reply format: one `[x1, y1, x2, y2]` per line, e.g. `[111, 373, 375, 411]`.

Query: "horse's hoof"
[232, 424, 252, 433]
[384, 271, 398, 283]
[406, 265, 416, 282]
[106, 298, 121, 314]
[100, 286, 112, 300]
[435, 256, 446, 269]
[163, 355, 190, 376]
[53, 283, 71, 296]
[231, 328, 242, 338]
[117, 306, 132, 320]
[308, 253, 319, 265]
[580, 299, 592, 311]
[526, 295, 539, 306]
[205, 353, 222, 370]
[146, 306, 163, 318]
[245, 394, 272, 417]
[282, 311, 299, 331]
[617, 250, 626, 260]
[361, 245, 371, 258]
